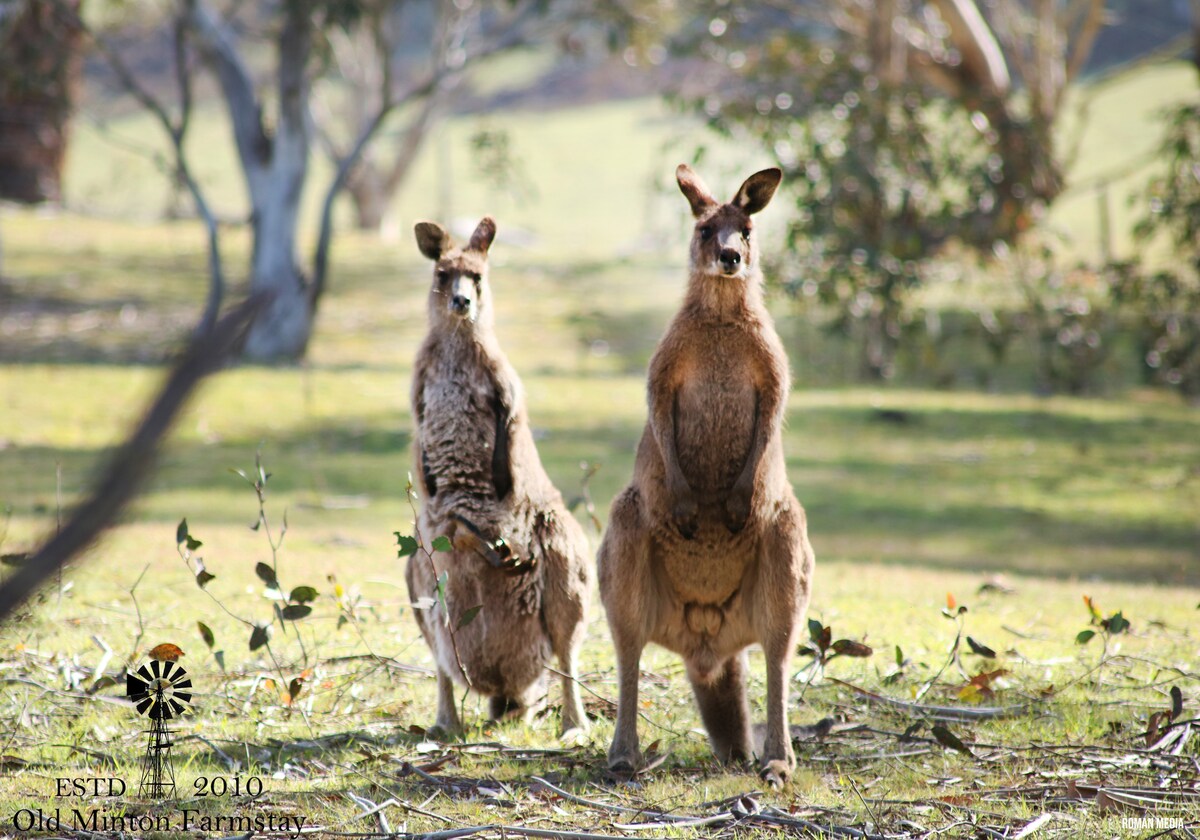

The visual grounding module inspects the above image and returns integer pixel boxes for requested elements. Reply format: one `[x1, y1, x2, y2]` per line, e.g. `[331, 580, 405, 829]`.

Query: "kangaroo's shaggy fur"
[597, 165, 815, 785]
[406, 216, 591, 736]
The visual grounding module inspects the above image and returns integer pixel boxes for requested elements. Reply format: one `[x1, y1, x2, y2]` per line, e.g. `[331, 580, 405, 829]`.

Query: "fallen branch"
[437, 827, 661, 840]
[531, 776, 884, 839]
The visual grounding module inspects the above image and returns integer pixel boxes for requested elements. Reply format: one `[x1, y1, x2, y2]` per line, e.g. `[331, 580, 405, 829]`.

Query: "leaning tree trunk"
[344, 159, 390, 231]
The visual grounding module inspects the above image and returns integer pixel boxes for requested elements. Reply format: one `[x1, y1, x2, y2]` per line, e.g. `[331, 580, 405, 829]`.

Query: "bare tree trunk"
[0, 0, 82, 204]
[344, 161, 390, 231]
[243, 162, 313, 360]
[346, 88, 444, 231]
[186, 0, 315, 362]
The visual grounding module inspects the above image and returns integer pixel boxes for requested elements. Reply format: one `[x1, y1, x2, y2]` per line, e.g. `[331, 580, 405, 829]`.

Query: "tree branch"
[309, 0, 549, 304]
[68, 1, 226, 335]
[183, 0, 270, 172]
[1063, 0, 1105, 87]
[927, 0, 1011, 96]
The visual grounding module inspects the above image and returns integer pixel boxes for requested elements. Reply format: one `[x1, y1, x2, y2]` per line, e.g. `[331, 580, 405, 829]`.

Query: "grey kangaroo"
[407, 216, 591, 737]
[597, 165, 815, 786]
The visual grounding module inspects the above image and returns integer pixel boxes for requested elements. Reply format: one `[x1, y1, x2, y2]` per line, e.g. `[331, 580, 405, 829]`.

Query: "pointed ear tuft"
[732, 168, 783, 215]
[468, 216, 497, 254]
[414, 222, 452, 261]
[676, 163, 717, 218]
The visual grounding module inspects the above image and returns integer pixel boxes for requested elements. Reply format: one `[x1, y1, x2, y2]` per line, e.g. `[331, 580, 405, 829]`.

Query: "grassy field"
[2, 204, 1199, 837]
[1, 58, 1198, 839]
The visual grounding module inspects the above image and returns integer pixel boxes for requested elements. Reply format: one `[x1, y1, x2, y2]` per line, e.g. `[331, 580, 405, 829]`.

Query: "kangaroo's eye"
[742, 228, 751, 239]
[699, 226, 714, 240]
[436, 270, 449, 283]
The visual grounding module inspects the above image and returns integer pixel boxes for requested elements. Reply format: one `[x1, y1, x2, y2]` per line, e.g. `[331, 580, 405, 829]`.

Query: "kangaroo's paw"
[759, 758, 792, 790]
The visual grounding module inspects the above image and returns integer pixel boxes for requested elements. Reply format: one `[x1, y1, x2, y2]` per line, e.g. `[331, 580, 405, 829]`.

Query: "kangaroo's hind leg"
[597, 488, 654, 771]
[434, 669, 462, 734]
[688, 651, 752, 764]
[537, 511, 594, 736]
[752, 497, 815, 787]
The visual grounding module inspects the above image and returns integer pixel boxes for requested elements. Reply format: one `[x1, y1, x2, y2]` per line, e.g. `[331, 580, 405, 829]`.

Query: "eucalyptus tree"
[90, 0, 603, 361]
[667, 0, 1107, 378]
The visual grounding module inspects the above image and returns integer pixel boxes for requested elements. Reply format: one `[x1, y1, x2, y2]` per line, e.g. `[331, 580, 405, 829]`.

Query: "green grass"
[1, 58, 1198, 837]
[3, 203, 1199, 835]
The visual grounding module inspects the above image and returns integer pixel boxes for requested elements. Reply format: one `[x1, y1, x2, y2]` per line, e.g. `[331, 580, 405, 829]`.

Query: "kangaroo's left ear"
[468, 216, 497, 254]
[732, 168, 783, 215]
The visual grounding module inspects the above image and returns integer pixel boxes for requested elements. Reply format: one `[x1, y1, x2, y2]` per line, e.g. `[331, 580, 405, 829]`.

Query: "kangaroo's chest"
[672, 330, 762, 494]
[419, 360, 499, 493]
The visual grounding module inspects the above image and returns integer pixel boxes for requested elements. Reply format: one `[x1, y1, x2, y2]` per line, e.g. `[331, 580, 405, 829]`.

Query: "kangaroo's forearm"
[491, 390, 514, 501]
[652, 393, 691, 493]
[735, 389, 779, 490]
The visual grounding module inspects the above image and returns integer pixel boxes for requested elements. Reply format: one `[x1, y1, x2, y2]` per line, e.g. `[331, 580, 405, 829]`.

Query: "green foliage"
[1077, 595, 1131, 645]
[290, 585, 319, 604]
[1134, 103, 1200, 252]
[798, 618, 873, 666]
[255, 561, 280, 590]
[468, 126, 538, 203]
[1107, 101, 1200, 397]
[457, 604, 482, 629]
[197, 620, 215, 648]
[1007, 244, 1115, 396]
[394, 493, 475, 659]
[395, 533, 419, 558]
[248, 622, 271, 651]
[175, 457, 325, 702]
[1110, 263, 1200, 396]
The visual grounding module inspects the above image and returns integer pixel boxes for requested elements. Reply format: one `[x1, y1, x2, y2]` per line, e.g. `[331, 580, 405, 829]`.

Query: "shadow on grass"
[2, 394, 1196, 586]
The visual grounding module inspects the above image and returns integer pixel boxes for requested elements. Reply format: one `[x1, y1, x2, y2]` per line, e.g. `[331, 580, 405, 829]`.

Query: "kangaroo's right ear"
[467, 216, 497, 254]
[414, 221, 452, 261]
[676, 163, 717, 218]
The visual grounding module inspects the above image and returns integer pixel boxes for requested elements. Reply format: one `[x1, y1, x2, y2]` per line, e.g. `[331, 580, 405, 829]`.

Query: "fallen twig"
[1012, 812, 1053, 838]
[530, 775, 656, 818]
[831, 678, 1037, 721]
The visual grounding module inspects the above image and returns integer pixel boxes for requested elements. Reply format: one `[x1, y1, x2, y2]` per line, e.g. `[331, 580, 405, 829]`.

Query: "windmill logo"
[126, 644, 192, 799]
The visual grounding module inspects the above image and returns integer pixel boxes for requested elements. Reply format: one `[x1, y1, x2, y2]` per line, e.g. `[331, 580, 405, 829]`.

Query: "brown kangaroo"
[597, 165, 815, 786]
[406, 216, 591, 737]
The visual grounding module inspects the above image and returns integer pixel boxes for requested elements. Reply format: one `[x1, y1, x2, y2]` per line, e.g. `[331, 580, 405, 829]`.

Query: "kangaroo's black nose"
[719, 248, 741, 267]
[451, 295, 470, 312]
